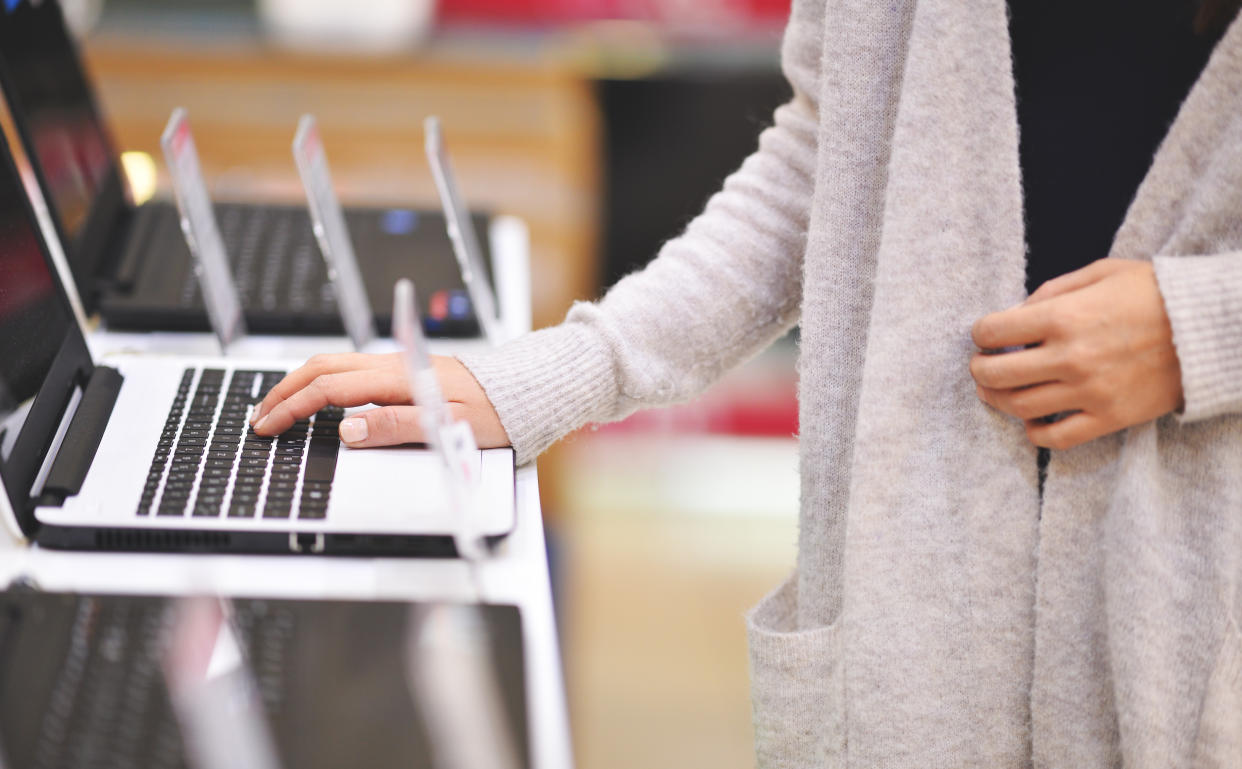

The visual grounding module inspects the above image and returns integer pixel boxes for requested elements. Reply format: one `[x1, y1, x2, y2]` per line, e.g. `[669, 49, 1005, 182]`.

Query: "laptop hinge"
[38, 366, 123, 506]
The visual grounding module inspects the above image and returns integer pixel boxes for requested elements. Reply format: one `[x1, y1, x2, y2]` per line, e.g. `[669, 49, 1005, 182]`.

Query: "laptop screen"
[0, 0, 123, 305]
[0, 149, 73, 461]
[0, 118, 87, 527]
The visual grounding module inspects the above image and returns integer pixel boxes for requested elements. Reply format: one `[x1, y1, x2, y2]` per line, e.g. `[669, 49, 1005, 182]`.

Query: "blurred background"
[69, 0, 799, 765]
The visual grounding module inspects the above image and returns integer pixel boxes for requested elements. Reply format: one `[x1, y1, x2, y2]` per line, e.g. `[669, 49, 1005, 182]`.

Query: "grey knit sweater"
[460, 1, 1242, 766]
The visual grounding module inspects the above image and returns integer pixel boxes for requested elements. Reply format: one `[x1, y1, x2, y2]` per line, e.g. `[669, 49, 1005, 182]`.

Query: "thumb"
[338, 406, 426, 448]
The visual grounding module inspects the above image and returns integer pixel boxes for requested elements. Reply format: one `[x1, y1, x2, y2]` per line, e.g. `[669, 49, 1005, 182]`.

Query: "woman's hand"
[249, 353, 509, 449]
[969, 258, 1184, 450]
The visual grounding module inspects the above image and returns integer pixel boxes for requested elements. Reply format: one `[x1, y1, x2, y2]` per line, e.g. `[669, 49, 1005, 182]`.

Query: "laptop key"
[301, 486, 329, 503]
[304, 441, 339, 483]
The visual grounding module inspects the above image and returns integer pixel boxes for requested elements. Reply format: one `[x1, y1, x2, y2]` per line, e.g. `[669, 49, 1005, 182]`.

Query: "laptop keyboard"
[136, 368, 341, 520]
[177, 204, 337, 315]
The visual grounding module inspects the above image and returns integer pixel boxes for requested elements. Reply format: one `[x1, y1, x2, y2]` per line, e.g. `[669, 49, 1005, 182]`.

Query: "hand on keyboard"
[250, 353, 509, 450]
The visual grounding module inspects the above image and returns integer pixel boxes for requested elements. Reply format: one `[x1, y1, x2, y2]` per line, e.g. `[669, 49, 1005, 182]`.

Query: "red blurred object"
[428, 289, 451, 321]
[438, 0, 791, 25]
[598, 368, 798, 439]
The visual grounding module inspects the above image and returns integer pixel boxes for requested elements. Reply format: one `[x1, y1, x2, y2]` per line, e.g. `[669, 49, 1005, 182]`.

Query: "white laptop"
[0, 128, 515, 557]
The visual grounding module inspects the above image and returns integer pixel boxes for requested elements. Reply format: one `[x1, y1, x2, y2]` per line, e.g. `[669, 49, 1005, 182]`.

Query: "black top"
[1010, 1, 1235, 296]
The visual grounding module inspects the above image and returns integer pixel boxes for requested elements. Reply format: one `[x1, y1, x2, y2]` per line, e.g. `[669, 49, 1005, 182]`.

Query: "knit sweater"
[459, 1, 1242, 766]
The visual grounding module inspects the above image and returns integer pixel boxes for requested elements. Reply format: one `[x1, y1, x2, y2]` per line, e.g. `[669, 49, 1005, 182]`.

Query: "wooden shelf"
[83, 30, 603, 329]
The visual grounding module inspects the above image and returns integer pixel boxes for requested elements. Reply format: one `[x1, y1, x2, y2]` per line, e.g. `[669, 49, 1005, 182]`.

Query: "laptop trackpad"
[329, 444, 462, 528]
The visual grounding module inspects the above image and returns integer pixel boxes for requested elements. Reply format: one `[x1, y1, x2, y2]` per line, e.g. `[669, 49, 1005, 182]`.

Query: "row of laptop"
[0, 590, 530, 769]
[0, 0, 520, 557]
[1, 0, 495, 341]
[0, 6, 536, 768]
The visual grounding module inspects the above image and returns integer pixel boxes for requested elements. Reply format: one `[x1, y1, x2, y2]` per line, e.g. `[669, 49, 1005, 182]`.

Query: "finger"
[977, 382, 1079, 421]
[969, 346, 1064, 389]
[253, 369, 410, 436]
[252, 353, 397, 424]
[1025, 258, 1122, 304]
[338, 406, 426, 447]
[1024, 412, 1112, 451]
[972, 301, 1056, 350]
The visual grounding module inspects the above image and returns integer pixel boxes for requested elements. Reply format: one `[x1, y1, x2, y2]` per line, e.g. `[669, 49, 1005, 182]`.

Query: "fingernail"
[253, 413, 270, 434]
[339, 418, 368, 444]
[250, 405, 265, 425]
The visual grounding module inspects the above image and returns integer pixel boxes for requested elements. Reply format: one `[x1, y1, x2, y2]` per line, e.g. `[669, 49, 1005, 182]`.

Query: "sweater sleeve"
[1152, 252, 1242, 422]
[457, 0, 825, 465]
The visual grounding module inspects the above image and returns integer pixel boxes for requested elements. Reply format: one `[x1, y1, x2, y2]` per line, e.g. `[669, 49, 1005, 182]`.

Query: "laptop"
[0, 589, 529, 769]
[0, 0, 493, 339]
[0, 126, 517, 556]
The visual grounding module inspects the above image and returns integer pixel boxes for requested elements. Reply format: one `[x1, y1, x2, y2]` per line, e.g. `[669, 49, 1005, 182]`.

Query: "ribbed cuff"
[1153, 253, 1242, 423]
[457, 321, 619, 466]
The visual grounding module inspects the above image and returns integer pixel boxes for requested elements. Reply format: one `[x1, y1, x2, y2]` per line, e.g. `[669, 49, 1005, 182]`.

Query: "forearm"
[458, 0, 824, 465]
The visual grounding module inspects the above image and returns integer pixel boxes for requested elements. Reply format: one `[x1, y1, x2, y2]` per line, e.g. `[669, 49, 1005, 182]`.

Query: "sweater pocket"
[1192, 619, 1242, 769]
[746, 574, 844, 769]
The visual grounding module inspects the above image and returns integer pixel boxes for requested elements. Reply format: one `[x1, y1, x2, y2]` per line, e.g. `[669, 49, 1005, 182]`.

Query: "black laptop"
[0, 0, 492, 338]
[0, 589, 529, 769]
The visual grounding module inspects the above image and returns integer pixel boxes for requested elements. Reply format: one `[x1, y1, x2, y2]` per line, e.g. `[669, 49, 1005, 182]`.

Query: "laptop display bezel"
[0, 123, 96, 539]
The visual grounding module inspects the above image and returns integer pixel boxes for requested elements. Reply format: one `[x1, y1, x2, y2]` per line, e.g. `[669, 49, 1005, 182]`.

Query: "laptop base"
[31, 523, 513, 558]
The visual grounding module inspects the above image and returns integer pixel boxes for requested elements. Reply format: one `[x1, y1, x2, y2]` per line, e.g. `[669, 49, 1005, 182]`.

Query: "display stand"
[292, 114, 376, 351]
[425, 116, 504, 345]
[160, 108, 246, 352]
